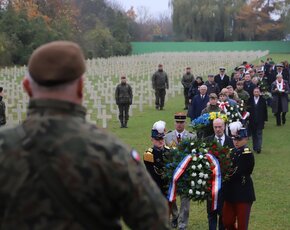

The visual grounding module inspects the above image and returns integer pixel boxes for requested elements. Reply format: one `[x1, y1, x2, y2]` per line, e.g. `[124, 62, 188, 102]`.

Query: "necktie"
[218, 138, 222, 145]
[177, 134, 181, 143]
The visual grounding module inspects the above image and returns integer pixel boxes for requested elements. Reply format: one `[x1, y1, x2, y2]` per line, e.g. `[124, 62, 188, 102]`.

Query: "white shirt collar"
[215, 134, 225, 145]
[176, 130, 185, 138]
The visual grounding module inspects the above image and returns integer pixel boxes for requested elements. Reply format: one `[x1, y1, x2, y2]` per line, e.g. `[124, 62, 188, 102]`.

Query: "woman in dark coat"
[271, 74, 289, 126]
[223, 124, 255, 230]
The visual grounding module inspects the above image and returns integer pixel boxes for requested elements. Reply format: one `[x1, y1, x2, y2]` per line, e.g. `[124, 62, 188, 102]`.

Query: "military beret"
[209, 93, 218, 99]
[238, 65, 245, 70]
[28, 41, 86, 87]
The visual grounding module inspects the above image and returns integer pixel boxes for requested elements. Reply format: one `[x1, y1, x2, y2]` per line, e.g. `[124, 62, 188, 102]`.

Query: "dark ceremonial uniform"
[143, 146, 170, 196]
[223, 146, 255, 230]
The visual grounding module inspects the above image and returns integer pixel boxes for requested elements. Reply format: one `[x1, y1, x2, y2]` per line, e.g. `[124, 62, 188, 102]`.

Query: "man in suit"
[214, 67, 230, 90]
[204, 118, 234, 230]
[248, 88, 268, 154]
[188, 85, 209, 120]
[165, 112, 196, 230]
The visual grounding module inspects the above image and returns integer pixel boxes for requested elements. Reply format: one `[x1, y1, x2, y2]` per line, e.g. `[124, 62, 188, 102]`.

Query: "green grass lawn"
[107, 91, 290, 230]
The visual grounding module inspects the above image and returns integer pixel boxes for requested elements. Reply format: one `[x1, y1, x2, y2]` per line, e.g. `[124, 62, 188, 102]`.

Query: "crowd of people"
[0, 40, 288, 230]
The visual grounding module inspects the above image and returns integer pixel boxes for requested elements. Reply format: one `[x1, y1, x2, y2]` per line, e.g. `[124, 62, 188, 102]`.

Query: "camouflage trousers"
[183, 88, 190, 109]
[155, 89, 166, 109]
[118, 104, 130, 123]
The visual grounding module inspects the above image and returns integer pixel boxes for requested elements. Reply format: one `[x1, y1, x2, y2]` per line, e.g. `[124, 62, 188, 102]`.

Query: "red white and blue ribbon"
[206, 153, 222, 211]
[239, 111, 250, 120]
[167, 155, 192, 202]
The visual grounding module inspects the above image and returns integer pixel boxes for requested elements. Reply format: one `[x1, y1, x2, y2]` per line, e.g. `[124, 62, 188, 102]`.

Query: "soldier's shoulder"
[242, 148, 252, 154]
[165, 130, 173, 136]
[0, 125, 24, 148]
[144, 148, 154, 162]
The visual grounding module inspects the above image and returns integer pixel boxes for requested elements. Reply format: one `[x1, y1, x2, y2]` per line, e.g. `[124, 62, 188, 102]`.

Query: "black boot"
[282, 113, 286, 125]
[124, 121, 128, 128]
[120, 121, 124, 128]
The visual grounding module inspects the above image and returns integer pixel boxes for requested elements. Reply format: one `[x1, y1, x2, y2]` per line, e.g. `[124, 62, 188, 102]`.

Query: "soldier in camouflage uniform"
[0, 95, 6, 126]
[181, 67, 194, 110]
[0, 41, 170, 230]
[115, 75, 133, 128]
[152, 64, 169, 110]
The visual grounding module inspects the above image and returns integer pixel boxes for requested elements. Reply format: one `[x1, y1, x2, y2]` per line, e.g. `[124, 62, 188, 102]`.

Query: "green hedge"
[131, 41, 290, 54]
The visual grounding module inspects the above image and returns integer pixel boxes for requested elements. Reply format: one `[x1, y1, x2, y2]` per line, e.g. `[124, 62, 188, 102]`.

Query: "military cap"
[232, 128, 248, 140]
[219, 67, 226, 71]
[276, 63, 284, 68]
[28, 41, 86, 87]
[174, 112, 187, 122]
[237, 65, 245, 70]
[209, 93, 218, 99]
[121, 76, 126, 79]
[151, 120, 166, 140]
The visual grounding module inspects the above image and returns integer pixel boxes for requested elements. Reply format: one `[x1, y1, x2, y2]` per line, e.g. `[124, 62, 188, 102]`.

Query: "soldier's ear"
[77, 76, 84, 99]
[22, 77, 33, 97]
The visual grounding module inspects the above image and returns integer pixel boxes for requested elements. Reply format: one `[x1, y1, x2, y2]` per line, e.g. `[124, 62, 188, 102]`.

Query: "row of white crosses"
[0, 50, 269, 127]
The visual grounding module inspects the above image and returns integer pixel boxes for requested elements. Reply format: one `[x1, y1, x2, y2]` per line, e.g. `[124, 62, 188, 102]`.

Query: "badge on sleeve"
[131, 149, 141, 163]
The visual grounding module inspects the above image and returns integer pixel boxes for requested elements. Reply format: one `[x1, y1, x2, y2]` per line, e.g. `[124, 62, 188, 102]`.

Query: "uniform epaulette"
[242, 148, 252, 154]
[143, 151, 154, 163]
[166, 130, 172, 134]
[164, 145, 170, 150]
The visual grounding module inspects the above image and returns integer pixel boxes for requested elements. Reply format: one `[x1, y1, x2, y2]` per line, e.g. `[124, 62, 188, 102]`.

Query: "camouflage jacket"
[181, 73, 194, 89]
[115, 83, 133, 105]
[0, 100, 6, 125]
[0, 99, 169, 230]
[152, 71, 169, 90]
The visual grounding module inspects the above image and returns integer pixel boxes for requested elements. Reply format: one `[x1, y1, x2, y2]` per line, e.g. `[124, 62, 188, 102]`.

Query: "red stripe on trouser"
[222, 201, 252, 230]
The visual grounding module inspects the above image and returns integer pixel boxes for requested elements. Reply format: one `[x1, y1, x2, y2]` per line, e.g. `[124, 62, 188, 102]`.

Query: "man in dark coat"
[271, 74, 289, 126]
[152, 64, 169, 110]
[181, 67, 194, 110]
[115, 76, 133, 128]
[188, 85, 209, 120]
[204, 118, 234, 230]
[214, 67, 230, 90]
[205, 74, 220, 95]
[247, 88, 268, 153]
[243, 73, 256, 99]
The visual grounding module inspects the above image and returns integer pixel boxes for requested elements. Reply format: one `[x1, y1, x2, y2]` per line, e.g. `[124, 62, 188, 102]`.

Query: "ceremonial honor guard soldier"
[144, 120, 170, 197]
[164, 112, 196, 230]
[222, 122, 256, 230]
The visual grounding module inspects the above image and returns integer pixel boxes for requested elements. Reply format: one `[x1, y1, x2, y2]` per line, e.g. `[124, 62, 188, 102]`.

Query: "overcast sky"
[115, 0, 171, 18]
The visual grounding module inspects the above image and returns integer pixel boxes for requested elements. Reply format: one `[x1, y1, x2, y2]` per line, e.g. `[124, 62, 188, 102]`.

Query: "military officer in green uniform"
[0, 41, 170, 230]
[181, 67, 194, 110]
[164, 112, 196, 230]
[152, 64, 169, 110]
[115, 75, 133, 128]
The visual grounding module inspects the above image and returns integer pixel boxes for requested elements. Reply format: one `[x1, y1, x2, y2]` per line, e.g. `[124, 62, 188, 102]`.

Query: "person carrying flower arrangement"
[164, 112, 196, 229]
[204, 118, 234, 230]
[222, 122, 255, 230]
[201, 93, 223, 114]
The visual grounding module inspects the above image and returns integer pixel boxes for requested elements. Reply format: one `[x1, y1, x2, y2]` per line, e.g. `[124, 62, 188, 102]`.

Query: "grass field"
[106, 54, 290, 229]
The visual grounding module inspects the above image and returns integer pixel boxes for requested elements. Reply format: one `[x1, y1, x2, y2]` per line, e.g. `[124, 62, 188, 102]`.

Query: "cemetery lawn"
[108, 95, 290, 230]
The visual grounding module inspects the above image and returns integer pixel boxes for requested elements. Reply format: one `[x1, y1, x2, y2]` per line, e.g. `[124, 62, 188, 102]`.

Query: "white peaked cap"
[152, 120, 166, 133]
